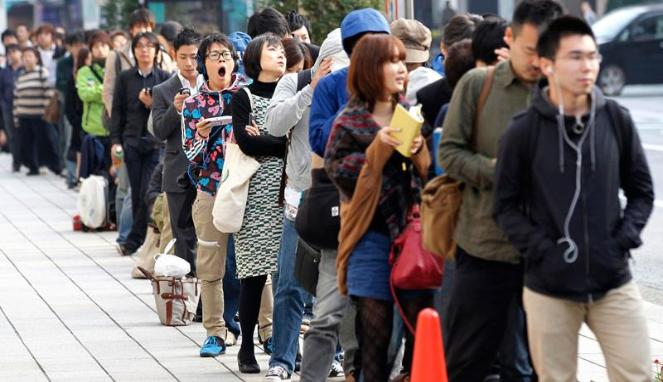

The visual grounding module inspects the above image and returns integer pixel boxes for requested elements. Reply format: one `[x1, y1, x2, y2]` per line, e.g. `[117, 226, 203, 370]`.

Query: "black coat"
[494, 84, 654, 302]
[110, 66, 170, 148]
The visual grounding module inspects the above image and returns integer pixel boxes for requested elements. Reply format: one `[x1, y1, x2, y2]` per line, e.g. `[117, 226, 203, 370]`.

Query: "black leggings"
[356, 293, 434, 382]
[238, 275, 267, 361]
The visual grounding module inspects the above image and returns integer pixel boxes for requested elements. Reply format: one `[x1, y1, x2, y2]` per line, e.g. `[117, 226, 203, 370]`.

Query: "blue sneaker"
[263, 336, 273, 355]
[200, 336, 225, 357]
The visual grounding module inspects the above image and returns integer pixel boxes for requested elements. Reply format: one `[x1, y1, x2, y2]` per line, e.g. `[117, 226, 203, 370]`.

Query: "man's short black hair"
[4, 43, 20, 54]
[65, 31, 85, 46]
[537, 15, 595, 59]
[247, 7, 290, 38]
[445, 39, 475, 89]
[131, 32, 160, 62]
[472, 16, 508, 65]
[512, 0, 565, 35]
[243, 33, 283, 80]
[2, 29, 17, 42]
[174, 28, 202, 52]
[129, 7, 156, 30]
[286, 10, 310, 32]
[443, 14, 483, 48]
[160, 21, 183, 44]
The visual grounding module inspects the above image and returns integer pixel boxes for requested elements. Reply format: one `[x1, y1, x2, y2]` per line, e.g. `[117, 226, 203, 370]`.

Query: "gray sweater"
[265, 72, 314, 192]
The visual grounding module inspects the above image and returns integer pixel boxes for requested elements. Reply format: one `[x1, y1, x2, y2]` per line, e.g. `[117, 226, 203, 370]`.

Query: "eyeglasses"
[207, 51, 233, 61]
[136, 43, 156, 50]
[559, 52, 602, 65]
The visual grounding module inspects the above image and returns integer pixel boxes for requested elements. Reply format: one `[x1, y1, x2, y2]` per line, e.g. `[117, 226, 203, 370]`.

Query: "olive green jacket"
[439, 60, 533, 263]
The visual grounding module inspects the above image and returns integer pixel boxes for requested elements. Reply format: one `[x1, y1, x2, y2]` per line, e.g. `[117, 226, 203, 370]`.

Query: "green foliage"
[101, 0, 140, 30]
[262, 0, 300, 14]
[265, 0, 383, 43]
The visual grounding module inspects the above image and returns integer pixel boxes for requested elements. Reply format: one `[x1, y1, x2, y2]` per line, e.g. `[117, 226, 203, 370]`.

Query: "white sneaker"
[329, 360, 344, 377]
[265, 365, 291, 381]
[225, 332, 237, 347]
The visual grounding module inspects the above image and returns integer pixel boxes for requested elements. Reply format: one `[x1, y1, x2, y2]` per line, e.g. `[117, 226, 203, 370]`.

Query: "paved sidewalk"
[0, 155, 661, 382]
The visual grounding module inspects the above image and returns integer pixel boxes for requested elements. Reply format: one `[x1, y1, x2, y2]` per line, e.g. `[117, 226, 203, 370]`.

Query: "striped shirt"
[13, 66, 54, 122]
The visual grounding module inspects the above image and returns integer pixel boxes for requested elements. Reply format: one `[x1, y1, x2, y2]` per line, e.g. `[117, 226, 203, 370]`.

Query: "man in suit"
[152, 28, 203, 273]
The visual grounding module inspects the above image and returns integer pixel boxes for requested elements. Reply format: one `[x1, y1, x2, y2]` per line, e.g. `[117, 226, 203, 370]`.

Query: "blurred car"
[593, 3, 663, 95]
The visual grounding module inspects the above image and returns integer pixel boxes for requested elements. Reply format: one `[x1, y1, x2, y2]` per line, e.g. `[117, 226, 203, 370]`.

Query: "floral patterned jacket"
[181, 73, 248, 195]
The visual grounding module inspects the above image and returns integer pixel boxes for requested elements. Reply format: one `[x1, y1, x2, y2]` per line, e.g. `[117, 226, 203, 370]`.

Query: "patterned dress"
[234, 90, 284, 279]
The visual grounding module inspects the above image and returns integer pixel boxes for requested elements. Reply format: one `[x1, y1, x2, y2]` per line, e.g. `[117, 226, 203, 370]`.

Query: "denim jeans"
[117, 191, 133, 245]
[223, 236, 241, 336]
[269, 215, 310, 372]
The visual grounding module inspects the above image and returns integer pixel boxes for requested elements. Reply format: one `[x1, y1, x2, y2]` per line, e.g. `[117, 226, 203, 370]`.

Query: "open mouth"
[218, 66, 227, 78]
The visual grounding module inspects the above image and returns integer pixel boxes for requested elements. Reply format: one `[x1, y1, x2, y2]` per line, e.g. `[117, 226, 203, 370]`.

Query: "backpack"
[421, 66, 496, 258]
[77, 175, 108, 229]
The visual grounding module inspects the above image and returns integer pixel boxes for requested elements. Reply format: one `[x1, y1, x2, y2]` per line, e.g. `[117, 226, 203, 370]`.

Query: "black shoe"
[116, 244, 134, 256]
[237, 354, 260, 374]
[26, 169, 39, 176]
[295, 351, 302, 372]
[12, 163, 20, 173]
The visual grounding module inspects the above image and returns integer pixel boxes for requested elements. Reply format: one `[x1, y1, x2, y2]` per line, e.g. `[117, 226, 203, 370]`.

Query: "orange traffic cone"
[410, 308, 448, 382]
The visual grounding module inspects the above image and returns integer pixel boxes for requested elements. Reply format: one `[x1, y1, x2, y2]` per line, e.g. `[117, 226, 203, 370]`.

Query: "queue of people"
[0, 1, 655, 381]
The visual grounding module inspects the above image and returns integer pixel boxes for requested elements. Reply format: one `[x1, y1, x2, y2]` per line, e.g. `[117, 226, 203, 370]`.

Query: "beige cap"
[390, 18, 432, 64]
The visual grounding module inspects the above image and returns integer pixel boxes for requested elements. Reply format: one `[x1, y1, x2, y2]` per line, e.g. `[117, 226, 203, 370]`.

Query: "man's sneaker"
[263, 336, 273, 355]
[329, 360, 344, 377]
[199, 336, 226, 357]
[264, 365, 291, 381]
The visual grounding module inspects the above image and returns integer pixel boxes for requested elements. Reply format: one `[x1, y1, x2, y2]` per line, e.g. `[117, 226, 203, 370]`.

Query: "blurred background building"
[0, 0, 654, 37]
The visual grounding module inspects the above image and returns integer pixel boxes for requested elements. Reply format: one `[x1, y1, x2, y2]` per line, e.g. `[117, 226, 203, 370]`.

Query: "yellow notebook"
[389, 104, 424, 157]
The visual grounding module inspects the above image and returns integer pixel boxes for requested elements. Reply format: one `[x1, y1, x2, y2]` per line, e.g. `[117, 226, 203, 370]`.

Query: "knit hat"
[390, 18, 432, 63]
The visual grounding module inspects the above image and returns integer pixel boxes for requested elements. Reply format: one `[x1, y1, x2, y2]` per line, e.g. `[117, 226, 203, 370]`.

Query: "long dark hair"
[75, 47, 91, 75]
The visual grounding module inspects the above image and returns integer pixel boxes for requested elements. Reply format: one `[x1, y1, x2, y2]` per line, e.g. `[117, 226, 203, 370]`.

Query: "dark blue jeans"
[223, 236, 241, 336]
[269, 216, 310, 372]
[123, 142, 159, 251]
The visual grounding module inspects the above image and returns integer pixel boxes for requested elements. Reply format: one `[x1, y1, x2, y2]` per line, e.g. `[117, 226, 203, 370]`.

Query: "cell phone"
[144, 87, 152, 96]
[248, 113, 256, 125]
[206, 116, 233, 126]
[178, 88, 191, 96]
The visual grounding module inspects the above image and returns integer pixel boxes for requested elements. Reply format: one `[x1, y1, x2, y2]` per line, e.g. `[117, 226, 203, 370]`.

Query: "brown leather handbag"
[421, 174, 463, 258]
[43, 93, 60, 124]
[421, 66, 495, 259]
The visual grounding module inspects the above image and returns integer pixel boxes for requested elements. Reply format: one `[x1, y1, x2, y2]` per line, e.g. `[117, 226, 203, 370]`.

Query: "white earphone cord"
[553, 74, 596, 264]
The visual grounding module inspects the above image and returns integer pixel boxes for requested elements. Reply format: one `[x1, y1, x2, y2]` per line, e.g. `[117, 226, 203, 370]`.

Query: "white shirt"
[406, 66, 442, 106]
[177, 71, 204, 94]
[38, 44, 58, 87]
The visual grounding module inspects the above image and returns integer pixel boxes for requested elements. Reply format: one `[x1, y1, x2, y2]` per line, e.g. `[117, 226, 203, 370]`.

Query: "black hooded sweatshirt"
[494, 83, 654, 303]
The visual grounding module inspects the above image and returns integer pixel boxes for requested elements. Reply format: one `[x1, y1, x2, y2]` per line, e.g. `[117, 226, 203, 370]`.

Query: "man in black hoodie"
[494, 16, 654, 381]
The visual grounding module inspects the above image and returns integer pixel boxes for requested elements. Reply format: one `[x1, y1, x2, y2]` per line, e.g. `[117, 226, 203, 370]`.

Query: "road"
[612, 85, 663, 304]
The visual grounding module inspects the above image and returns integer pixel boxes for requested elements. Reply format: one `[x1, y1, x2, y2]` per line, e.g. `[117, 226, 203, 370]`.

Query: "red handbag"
[390, 205, 444, 333]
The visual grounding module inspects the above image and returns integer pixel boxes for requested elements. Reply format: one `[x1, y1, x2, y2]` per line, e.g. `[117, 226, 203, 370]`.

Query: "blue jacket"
[309, 68, 348, 156]
[0, 65, 21, 107]
[308, 8, 390, 157]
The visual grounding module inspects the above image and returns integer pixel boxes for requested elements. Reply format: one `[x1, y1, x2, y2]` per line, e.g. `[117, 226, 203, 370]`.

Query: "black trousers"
[18, 117, 61, 173]
[444, 246, 528, 382]
[166, 188, 197, 275]
[123, 143, 159, 252]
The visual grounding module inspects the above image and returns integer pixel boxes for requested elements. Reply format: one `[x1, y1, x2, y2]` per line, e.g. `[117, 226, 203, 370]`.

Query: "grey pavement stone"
[1, 151, 662, 382]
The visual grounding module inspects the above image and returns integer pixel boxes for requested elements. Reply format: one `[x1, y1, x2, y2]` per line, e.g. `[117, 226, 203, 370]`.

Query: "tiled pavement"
[0, 154, 661, 382]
